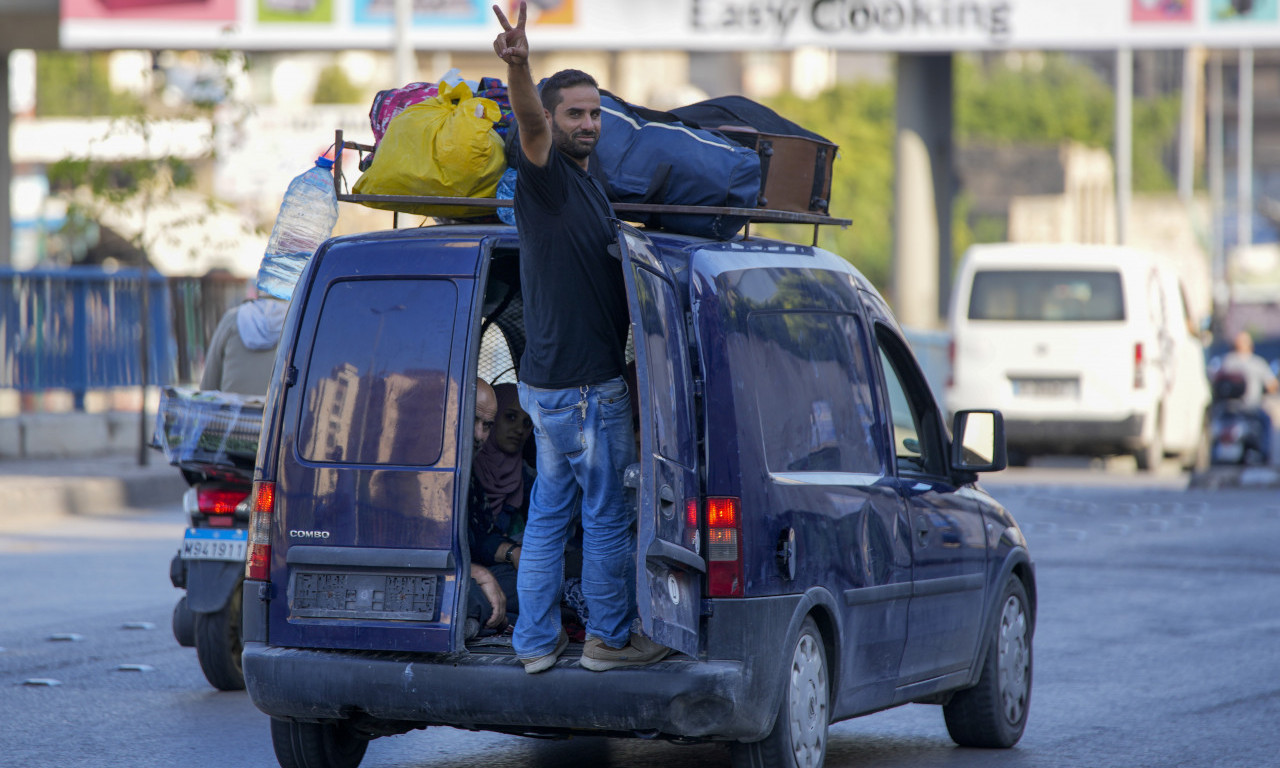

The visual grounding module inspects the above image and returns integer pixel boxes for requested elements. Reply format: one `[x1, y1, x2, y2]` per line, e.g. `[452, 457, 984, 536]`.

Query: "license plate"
[181, 528, 248, 562]
[290, 571, 440, 621]
[1011, 377, 1079, 398]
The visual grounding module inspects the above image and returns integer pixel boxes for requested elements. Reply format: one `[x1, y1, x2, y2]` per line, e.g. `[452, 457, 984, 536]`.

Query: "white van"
[947, 243, 1210, 470]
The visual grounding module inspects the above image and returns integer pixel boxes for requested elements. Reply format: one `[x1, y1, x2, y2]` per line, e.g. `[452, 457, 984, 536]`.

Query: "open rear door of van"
[616, 224, 704, 657]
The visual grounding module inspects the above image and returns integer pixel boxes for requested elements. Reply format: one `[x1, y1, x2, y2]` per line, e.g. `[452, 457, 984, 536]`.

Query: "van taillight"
[245, 481, 275, 581]
[1134, 342, 1145, 389]
[706, 497, 743, 597]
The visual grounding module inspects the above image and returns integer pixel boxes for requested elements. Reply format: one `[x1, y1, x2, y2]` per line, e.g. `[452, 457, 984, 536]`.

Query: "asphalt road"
[1, 464, 1277, 768]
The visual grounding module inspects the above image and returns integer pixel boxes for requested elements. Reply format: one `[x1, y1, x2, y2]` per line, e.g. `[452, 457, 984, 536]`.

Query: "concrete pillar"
[1116, 48, 1132, 246]
[1, 51, 10, 267]
[1238, 48, 1254, 257]
[893, 54, 953, 329]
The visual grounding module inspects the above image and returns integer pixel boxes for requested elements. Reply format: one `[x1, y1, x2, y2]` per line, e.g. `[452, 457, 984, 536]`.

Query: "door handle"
[658, 484, 676, 518]
[916, 520, 930, 547]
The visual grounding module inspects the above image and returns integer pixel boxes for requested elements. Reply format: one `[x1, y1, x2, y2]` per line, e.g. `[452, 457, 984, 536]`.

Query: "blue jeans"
[514, 377, 637, 657]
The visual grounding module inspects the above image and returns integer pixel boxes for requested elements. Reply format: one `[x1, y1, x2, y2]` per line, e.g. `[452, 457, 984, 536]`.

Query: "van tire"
[1183, 413, 1211, 472]
[1135, 412, 1165, 472]
[943, 576, 1032, 748]
[194, 586, 244, 691]
[730, 617, 828, 768]
[270, 717, 369, 768]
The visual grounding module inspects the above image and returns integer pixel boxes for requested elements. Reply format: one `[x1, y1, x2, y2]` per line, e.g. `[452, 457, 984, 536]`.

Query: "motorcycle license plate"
[181, 528, 248, 562]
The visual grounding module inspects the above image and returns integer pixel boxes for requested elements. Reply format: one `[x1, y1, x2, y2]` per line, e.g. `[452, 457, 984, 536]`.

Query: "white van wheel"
[1135, 426, 1164, 471]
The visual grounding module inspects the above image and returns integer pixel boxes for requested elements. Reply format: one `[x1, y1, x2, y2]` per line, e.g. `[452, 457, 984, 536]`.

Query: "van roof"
[961, 243, 1158, 271]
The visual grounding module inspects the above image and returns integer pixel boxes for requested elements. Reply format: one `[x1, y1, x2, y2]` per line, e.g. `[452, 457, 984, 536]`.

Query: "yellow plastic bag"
[353, 80, 506, 218]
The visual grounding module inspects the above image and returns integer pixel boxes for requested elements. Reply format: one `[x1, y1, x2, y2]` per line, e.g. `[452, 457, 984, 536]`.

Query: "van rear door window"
[297, 279, 457, 466]
[747, 311, 881, 474]
[968, 270, 1124, 322]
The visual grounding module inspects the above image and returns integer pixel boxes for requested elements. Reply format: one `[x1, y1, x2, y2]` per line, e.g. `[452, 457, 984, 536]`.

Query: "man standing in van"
[493, 2, 669, 673]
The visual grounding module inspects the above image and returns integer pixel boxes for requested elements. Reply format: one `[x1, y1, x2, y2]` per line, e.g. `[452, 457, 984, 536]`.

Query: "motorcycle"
[154, 388, 264, 691]
[1208, 371, 1271, 466]
[169, 466, 252, 691]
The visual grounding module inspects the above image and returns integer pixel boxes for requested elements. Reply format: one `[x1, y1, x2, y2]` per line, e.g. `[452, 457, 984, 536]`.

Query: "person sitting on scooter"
[1220, 331, 1279, 461]
[1221, 331, 1279, 407]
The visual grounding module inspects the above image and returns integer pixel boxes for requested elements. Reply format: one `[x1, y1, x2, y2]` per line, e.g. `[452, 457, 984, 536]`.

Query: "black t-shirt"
[513, 144, 629, 389]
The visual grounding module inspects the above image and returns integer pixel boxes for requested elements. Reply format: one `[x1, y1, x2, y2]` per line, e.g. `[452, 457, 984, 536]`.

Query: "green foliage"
[954, 54, 1114, 147]
[313, 64, 366, 105]
[35, 52, 144, 118]
[36, 50, 248, 265]
[760, 82, 897, 290]
[955, 53, 1178, 192]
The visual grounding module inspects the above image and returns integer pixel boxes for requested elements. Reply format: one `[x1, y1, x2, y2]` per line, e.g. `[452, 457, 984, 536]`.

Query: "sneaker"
[580, 632, 672, 672]
[519, 629, 569, 675]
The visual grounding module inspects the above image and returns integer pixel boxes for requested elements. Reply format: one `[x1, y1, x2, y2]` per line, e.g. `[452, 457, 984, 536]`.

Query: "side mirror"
[951, 410, 1007, 473]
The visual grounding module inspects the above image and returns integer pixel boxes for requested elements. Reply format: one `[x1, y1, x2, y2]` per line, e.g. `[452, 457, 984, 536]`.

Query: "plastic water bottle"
[256, 156, 339, 301]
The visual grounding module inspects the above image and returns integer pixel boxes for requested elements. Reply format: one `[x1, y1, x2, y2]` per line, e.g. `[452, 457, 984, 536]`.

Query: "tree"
[755, 53, 1182, 295]
[35, 51, 144, 118]
[313, 64, 366, 105]
[763, 81, 897, 291]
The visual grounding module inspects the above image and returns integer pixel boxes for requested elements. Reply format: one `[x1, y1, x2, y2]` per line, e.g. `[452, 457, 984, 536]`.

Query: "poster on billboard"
[63, 0, 237, 21]
[1209, 0, 1279, 22]
[1131, 1, 1195, 23]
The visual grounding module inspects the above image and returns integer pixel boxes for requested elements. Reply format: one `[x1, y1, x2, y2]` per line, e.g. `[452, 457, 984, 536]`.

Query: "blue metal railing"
[0, 267, 174, 396]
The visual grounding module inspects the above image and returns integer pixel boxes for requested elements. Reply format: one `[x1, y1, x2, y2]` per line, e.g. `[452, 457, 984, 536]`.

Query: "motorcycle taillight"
[197, 488, 250, 516]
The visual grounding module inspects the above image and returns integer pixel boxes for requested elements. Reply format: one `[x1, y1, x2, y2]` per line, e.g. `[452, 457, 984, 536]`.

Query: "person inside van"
[471, 382, 534, 566]
[471, 381, 598, 638]
[466, 379, 513, 639]
[494, 3, 670, 673]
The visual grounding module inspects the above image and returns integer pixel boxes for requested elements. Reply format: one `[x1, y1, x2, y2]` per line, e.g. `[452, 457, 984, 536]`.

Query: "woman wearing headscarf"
[470, 382, 534, 568]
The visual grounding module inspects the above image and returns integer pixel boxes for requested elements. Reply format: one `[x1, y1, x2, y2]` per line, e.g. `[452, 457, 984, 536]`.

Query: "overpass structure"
[5, 0, 1280, 326]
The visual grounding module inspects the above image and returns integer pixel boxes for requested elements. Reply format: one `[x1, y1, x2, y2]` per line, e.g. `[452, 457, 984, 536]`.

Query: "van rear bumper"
[242, 641, 767, 741]
[1003, 413, 1145, 452]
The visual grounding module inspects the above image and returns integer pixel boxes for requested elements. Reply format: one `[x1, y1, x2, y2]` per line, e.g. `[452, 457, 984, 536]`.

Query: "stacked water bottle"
[256, 154, 340, 302]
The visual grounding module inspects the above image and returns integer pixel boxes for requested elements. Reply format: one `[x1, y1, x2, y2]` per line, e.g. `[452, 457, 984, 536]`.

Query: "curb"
[1188, 465, 1280, 489]
[0, 455, 188, 529]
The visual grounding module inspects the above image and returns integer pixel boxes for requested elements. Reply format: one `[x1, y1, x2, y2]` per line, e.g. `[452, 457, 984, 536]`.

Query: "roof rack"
[332, 130, 851, 244]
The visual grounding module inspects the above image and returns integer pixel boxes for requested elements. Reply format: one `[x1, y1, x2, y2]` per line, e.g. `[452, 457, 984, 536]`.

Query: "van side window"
[746, 311, 881, 474]
[298, 279, 456, 466]
[876, 330, 943, 476]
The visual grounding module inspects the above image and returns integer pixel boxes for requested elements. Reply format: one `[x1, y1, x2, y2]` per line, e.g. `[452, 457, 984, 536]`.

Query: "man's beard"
[553, 123, 597, 160]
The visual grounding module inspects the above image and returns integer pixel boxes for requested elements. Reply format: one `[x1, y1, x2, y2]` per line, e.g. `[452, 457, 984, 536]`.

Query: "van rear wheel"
[1135, 411, 1165, 472]
[730, 617, 828, 768]
[270, 717, 369, 768]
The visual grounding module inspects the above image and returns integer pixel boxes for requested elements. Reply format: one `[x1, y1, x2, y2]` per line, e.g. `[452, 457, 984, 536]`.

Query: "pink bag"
[369, 82, 439, 145]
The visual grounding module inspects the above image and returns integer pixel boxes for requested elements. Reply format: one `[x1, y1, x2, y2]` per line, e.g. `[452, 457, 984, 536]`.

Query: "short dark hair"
[540, 69, 599, 113]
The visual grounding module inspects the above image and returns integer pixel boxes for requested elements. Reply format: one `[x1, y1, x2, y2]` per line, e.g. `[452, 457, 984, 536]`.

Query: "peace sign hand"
[493, 2, 529, 66]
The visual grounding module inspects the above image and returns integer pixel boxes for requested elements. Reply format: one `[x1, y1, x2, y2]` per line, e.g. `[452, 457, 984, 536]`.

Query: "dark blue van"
[241, 216, 1035, 768]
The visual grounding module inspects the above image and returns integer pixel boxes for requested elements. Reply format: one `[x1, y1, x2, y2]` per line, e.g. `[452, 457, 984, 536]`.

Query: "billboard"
[59, 0, 1280, 51]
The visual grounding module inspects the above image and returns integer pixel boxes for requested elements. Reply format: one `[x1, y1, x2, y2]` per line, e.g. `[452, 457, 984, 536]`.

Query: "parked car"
[947, 243, 1211, 470]
[241, 216, 1035, 768]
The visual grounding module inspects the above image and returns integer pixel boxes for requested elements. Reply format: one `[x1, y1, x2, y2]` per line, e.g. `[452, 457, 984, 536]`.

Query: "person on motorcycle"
[200, 292, 289, 396]
[1220, 331, 1279, 407]
[1219, 331, 1279, 462]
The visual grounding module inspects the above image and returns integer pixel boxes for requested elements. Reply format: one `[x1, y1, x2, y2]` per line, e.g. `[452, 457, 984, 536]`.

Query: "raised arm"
[493, 2, 552, 167]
